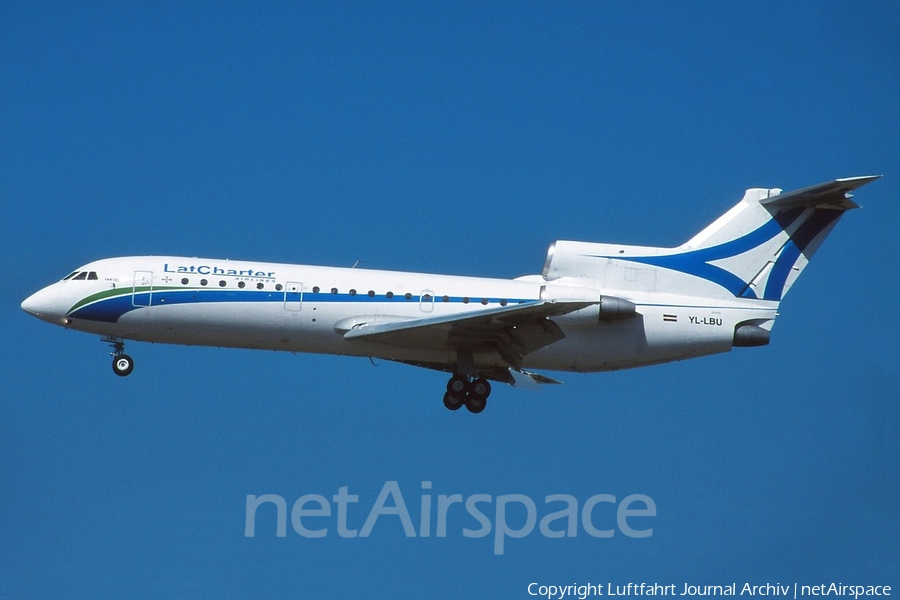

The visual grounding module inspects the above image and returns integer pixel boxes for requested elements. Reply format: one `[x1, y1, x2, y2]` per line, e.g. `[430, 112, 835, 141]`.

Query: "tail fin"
[542, 176, 879, 301]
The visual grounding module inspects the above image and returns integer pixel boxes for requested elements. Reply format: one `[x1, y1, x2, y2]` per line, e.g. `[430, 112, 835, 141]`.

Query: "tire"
[112, 354, 134, 377]
[470, 378, 491, 400]
[443, 392, 464, 411]
[447, 375, 468, 395]
[464, 394, 487, 414]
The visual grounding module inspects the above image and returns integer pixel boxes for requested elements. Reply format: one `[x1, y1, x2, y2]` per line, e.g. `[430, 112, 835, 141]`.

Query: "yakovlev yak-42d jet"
[22, 176, 878, 413]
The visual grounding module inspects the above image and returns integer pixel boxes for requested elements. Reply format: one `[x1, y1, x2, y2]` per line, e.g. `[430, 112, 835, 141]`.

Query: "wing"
[341, 300, 594, 369]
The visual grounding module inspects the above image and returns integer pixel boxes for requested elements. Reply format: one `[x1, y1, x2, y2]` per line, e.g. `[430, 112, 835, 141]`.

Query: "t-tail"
[543, 175, 880, 302]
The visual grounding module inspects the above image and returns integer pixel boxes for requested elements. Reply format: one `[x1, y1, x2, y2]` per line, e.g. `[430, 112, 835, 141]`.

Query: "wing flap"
[390, 360, 564, 387]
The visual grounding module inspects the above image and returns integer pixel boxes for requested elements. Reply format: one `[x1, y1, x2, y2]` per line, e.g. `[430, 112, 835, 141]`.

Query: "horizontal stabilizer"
[760, 175, 880, 211]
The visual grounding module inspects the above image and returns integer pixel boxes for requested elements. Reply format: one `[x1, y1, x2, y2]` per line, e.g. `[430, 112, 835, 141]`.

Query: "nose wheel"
[444, 374, 491, 413]
[104, 336, 134, 377]
[112, 354, 134, 377]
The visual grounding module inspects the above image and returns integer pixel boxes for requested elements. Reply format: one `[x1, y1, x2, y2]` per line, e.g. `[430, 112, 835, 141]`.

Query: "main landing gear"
[443, 374, 492, 414]
[105, 336, 134, 377]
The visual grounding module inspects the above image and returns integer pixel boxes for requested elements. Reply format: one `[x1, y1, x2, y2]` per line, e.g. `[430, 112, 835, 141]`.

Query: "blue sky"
[2, 2, 898, 597]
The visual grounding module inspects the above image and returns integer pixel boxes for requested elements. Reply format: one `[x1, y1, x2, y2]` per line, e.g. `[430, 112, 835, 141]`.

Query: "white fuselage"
[21, 177, 873, 412]
[22, 255, 777, 374]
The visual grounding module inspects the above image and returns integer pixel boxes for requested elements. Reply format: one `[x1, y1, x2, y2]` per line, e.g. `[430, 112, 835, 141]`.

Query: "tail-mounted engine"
[540, 284, 637, 325]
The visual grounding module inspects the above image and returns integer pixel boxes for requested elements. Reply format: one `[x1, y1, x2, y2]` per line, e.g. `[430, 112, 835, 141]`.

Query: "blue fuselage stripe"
[67, 289, 536, 323]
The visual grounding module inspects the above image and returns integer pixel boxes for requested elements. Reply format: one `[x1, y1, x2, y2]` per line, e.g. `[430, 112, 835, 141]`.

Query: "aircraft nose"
[21, 291, 43, 316]
[21, 286, 65, 323]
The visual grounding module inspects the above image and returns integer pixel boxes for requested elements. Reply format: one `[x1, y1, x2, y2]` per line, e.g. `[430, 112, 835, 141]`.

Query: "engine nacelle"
[733, 323, 771, 347]
[540, 284, 637, 325]
[597, 296, 639, 321]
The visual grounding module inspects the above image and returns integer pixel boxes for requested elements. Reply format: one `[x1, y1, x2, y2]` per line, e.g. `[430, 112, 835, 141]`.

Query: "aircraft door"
[133, 271, 153, 307]
[284, 282, 302, 311]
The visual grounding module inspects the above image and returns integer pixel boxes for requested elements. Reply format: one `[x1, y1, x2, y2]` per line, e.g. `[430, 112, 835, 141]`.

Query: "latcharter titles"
[527, 583, 891, 600]
[163, 262, 275, 279]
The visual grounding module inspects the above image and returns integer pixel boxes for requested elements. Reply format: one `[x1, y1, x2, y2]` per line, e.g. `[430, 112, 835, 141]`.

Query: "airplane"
[21, 176, 878, 414]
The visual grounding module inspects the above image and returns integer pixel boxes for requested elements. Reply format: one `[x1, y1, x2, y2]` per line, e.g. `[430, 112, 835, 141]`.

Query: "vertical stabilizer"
[542, 176, 878, 302]
[673, 176, 877, 301]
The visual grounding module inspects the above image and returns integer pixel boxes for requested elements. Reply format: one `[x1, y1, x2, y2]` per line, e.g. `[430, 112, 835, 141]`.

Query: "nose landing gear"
[113, 354, 134, 376]
[104, 336, 134, 377]
[443, 374, 491, 414]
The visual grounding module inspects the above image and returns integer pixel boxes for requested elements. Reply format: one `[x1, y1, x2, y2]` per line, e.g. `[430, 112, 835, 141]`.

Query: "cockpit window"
[63, 270, 99, 281]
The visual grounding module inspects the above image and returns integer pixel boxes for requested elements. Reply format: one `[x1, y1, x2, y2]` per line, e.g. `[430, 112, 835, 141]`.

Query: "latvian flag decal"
[663, 314, 678, 322]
